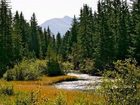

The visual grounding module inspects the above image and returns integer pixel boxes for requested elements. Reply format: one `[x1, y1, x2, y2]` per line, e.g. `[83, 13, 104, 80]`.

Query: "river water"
[54, 73, 102, 90]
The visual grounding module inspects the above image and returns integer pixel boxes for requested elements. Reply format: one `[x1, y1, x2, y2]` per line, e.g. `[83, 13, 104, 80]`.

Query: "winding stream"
[54, 73, 102, 90]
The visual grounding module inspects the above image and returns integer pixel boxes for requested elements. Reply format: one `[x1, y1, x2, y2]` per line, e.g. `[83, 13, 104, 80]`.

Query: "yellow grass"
[0, 75, 104, 105]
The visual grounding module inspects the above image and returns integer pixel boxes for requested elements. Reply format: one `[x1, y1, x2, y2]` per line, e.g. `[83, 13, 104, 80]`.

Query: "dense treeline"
[61, 0, 140, 73]
[0, 0, 140, 76]
[0, 0, 56, 77]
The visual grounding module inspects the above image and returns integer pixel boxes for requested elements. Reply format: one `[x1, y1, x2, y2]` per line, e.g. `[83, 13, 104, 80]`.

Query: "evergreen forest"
[0, 0, 140, 105]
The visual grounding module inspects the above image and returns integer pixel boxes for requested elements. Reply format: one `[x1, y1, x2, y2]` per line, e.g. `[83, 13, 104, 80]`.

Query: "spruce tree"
[30, 13, 41, 58]
[70, 15, 78, 47]
[12, 11, 23, 61]
[0, 0, 13, 76]
[61, 31, 71, 61]
[38, 26, 45, 57]
[43, 28, 48, 55]
[131, 0, 140, 63]
[19, 12, 30, 57]
[95, 0, 116, 68]
[56, 32, 62, 56]
[78, 5, 94, 61]
[117, 1, 130, 59]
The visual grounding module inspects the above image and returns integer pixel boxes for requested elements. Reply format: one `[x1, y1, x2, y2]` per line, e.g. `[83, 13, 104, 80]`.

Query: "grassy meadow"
[0, 75, 104, 105]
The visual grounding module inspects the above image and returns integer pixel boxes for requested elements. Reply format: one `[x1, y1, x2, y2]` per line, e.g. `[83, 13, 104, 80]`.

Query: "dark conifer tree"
[12, 11, 23, 61]
[30, 13, 41, 58]
[70, 15, 78, 47]
[78, 5, 94, 61]
[44, 28, 48, 55]
[38, 26, 45, 57]
[117, 1, 130, 59]
[131, 0, 140, 63]
[61, 31, 71, 61]
[95, 0, 116, 68]
[19, 12, 30, 57]
[0, 0, 13, 76]
[56, 32, 62, 55]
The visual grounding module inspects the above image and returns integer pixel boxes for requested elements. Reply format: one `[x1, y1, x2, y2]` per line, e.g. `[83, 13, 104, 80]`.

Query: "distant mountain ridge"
[40, 16, 73, 35]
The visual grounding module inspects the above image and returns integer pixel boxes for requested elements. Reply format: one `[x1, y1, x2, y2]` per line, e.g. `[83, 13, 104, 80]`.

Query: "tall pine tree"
[30, 13, 41, 58]
[12, 11, 23, 61]
[78, 5, 94, 61]
[0, 0, 13, 76]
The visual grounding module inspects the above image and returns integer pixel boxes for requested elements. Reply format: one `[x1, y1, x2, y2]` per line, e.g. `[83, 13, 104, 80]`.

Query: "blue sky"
[11, 0, 98, 24]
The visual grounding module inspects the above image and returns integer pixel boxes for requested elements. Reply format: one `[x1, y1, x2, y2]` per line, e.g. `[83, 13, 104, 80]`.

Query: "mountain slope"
[41, 16, 73, 35]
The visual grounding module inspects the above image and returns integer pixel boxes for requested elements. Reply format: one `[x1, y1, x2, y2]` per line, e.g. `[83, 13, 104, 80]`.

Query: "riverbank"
[0, 75, 104, 105]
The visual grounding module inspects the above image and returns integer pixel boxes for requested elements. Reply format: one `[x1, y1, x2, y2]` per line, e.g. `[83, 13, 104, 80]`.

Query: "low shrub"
[3, 59, 47, 81]
[80, 59, 95, 74]
[47, 60, 64, 76]
[4, 69, 16, 81]
[0, 83, 14, 96]
[35, 59, 48, 74]
[100, 59, 140, 105]
[62, 61, 74, 73]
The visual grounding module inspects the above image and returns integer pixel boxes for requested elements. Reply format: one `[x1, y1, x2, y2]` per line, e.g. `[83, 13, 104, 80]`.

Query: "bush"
[0, 83, 14, 96]
[3, 59, 47, 81]
[47, 60, 64, 76]
[100, 59, 140, 105]
[3, 69, 16, 81]
[80, 59, 95, 74]
[62, 61, 74, 73]
[35, 59, 48, 74]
